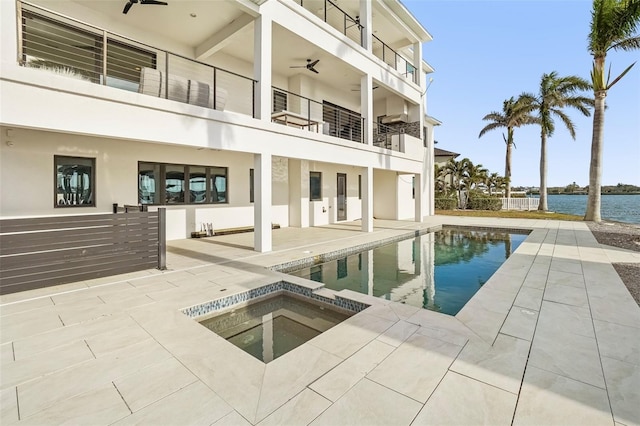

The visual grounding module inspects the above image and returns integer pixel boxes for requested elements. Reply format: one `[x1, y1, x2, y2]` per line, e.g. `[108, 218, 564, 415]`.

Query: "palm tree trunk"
[585, 90, 606, 222]
[505, 128, 513, 198]
[538, 130, 548, 211]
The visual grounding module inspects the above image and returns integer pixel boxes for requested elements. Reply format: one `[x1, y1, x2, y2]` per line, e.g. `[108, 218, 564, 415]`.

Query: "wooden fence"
[0, 209, 165, 295]
[501, 198, 540, 211]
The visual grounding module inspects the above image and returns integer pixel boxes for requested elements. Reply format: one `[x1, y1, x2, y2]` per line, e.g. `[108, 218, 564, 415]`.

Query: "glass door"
[337, 173, 347, 221]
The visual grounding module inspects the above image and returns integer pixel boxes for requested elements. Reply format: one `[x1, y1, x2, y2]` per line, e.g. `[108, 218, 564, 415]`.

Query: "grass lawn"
[436, 209, 584, 221]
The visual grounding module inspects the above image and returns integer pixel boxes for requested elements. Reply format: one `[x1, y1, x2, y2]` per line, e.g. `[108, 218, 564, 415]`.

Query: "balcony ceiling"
[68, 0, 248, 47]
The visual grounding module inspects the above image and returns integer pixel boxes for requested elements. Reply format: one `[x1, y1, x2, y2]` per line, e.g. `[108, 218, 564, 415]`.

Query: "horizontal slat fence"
[0, 210, 165, 295]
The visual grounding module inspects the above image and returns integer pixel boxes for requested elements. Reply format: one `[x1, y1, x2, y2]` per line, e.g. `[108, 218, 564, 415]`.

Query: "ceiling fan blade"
[122, 0, 134, 14]
[308, 59, 320, 68]
[140, 0, 168, 4]
[309, 67, 319, 74]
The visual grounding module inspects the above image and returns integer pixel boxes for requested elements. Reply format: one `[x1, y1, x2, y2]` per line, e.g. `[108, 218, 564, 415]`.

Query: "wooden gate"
[0, 209, 166, 295]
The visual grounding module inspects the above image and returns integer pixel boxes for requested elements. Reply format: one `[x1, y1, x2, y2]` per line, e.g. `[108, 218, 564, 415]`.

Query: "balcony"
[16, 1, 368, 145]
[372, 36, 419, 85]
[271, 87, 364, 143]
[294, 0, 419, 85]
[18, 2, 256, 117]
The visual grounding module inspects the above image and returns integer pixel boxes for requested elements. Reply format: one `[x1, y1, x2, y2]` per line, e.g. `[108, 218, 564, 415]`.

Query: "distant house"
[434, 148, 460, 167]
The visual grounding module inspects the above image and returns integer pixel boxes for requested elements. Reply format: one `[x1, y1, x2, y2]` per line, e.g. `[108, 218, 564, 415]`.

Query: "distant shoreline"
[528, 192, 640, 196]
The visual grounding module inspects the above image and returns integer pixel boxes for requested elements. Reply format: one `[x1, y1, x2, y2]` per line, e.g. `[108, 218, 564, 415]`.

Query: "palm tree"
[585, 0, 640, 221]
[522, 72, 592, 211]
[479, 96, 536, 198]
[467, 163, 489, 192]
[486, 172, 502, 196]
[444, 158, 471, 208]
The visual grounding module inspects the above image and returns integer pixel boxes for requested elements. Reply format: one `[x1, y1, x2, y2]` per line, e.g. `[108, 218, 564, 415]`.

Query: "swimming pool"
[288, 228, 528, 315]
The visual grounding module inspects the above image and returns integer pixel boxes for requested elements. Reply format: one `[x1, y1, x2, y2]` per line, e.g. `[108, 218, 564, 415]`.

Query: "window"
[139, 162, 161, 204]
[189, 166, 207, 203]
[249, 169, 254, 203]
[310, 172, 322, 201]
[165, 165, 185, 204]
[138, 162, 228, 205]
[210, 166, 227, 203]
[358, 175, 362, 200]
[412, 176, 415, 199]
[55, 156, 95, 207]
[273, 90, 287, 112]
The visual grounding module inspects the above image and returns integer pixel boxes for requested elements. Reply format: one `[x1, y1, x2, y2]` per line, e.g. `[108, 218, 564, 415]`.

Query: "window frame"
[138, 161, 228, 206]
[310, 171, 322, 201]
[54, 155, 96, 208]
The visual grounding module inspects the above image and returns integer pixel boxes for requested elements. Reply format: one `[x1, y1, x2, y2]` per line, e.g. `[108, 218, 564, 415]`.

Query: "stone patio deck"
[1, 216, 639, 425]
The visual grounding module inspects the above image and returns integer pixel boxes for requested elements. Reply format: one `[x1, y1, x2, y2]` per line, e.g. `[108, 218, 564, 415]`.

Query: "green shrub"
[467, 197, 502, 211]
[435, 198, 457, 210]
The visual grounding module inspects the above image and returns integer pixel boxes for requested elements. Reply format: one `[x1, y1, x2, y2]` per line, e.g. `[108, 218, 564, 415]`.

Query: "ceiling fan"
[351, 85, 379, 91]
[290, 59, 320, 74]
[123, 0, 168, 15]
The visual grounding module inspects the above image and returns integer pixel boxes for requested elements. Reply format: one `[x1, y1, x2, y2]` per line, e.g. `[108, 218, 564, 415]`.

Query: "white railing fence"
[501, 198, 540, 211]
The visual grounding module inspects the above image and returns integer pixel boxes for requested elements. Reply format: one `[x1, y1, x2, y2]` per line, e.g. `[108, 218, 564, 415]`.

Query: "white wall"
[307, 162, 363, 226]
[373, 169, 397, 219]
[397, 173, 415, 220]
[0, 127, 290, 239]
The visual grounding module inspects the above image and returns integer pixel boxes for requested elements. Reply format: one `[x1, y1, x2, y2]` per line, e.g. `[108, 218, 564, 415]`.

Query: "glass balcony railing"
[17, 1, 256, 117]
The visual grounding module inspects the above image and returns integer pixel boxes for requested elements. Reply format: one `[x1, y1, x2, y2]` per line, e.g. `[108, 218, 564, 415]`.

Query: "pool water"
[288, 228, 528, 315]
[199, 294, 350, 363]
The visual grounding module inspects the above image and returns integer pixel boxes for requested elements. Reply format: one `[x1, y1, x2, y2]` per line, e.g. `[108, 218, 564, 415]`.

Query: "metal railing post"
[307, 98, 311, 127]
[252, 81, 256, 118]
[157, 207, 166, 270]
[213, 67, 217, 110]
[164, 52, 169, 99]
[102, 30, 108, 85]
[324, 0, 327, 22]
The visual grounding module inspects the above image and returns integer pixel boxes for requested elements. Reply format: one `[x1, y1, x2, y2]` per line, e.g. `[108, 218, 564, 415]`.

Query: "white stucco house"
[0, 0, 436, 252]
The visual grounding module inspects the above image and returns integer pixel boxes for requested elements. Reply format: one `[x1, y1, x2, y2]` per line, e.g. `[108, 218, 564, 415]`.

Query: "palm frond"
[608, 61, 637, 88]
[478, 122, 504, 138]
[552, 109, 577, 139]
[610, 35, 640, 51]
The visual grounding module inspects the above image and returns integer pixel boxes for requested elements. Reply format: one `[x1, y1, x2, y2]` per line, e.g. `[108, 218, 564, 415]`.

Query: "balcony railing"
[373, 35, 419, 84]
[271, 87, 364, 144]
[17, 1, 256, 117]
[373, 122, 404, 152]
[296, 0, 363, 46]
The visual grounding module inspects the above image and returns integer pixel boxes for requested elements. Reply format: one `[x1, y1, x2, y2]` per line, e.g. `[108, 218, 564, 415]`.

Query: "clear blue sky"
[406, 0, 640, 188]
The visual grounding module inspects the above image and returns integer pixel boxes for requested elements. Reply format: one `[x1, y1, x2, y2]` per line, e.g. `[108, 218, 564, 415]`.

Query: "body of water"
[537, 194, 640, 224]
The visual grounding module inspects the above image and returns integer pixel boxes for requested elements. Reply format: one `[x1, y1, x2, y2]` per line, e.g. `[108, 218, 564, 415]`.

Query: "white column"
[414, 172, 424, 222]
[288, 159, 309, 228]
[254, 153, 272, 252]
[253, 15, 272, 121]
[2, 1, 18, 64]
[413, 42, 422, 89]
[359, 0, 373, 51]
[361, 166, 373, 232]
[361, 74, 373, 145]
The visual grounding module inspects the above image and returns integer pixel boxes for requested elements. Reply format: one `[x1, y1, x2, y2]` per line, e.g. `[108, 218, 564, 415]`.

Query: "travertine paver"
[413, 371, 517, 425]
[0, 217, 638, 425]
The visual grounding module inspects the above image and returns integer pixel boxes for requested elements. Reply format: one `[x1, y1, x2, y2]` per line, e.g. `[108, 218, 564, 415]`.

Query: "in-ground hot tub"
[182, 281, 368, 363]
